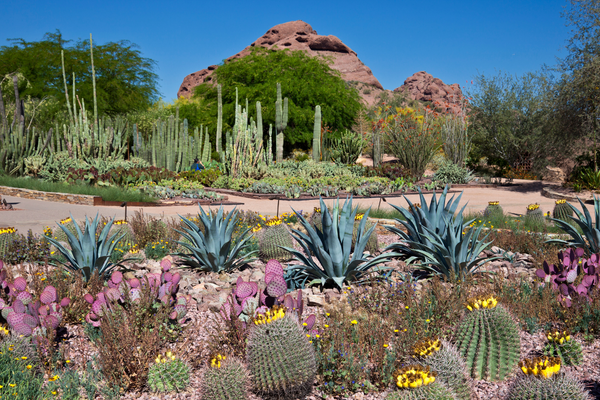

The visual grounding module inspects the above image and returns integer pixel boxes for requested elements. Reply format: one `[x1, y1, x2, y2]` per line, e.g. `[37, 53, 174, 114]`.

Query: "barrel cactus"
[542, 330, 583, 366]
[258, 220, 293, 261]
[414, 338, 472, 400]
[455, 294, 521, 381]
[246, 306, 316, 399]
[385, 365, 457, 400]
[552, 199, 574, 223]
[147, 351, 190, 393]
[525, 203, 544, 223]
[200, 354, 250, 400]
[507, 357, 590, 400]
[483, 201, 503, 219]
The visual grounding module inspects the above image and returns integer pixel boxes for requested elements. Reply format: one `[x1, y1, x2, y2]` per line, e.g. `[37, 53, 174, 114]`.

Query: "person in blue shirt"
[190, 157, 205, 171]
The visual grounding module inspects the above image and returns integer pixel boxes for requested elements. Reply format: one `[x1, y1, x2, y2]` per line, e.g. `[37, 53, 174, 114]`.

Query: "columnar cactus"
[200, 355, 250, 400]
[275, 82, 288, 163]
[455, 294, 521, 381]
[313, 105, 321, 161]
[246, 308, 316, 399]
[147, 351, 191, 393]
[385, 365, 457, 400]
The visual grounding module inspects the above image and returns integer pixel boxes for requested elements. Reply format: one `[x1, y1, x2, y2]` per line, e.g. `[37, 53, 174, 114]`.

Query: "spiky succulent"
[386, 365, 457, 400]
[483, 201, 503, 219]
[525, 203, 544, 223]
[553, 199, 574, 223]
[200, 355, 250, 400]
[507, 370, 590, 400]
[147, 351, 190, 393]
[258, 223, 293, 261]
[542, 330, 583, 366]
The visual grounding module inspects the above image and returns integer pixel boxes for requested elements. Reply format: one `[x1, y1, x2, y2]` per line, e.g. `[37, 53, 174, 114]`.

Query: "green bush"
[178, 168, 222, 187]
[432, 159, 474, 184]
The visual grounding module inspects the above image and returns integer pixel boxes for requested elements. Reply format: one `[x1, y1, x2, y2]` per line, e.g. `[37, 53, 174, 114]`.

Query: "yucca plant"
[45, 213, 131, 282]
[283, 196, 398, 289]
[175, 205, 258, 272]
[546, 195, 600, 255]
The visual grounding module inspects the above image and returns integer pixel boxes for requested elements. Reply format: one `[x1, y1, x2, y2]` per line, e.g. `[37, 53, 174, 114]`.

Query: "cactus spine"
[246, 310, 316, 399]
[258, 222, 293, 261]
[313, 105, 321, 161]
[385, 383, 457, 400]
[455, 297, 520, 381]
[200, 356, 250, 400]
[507, 372, 590, 400]
[525, 203, 544, 223]
[147, 352, 191, 393]
[275, 82, 288, 163]
[552, 199, 574, 223]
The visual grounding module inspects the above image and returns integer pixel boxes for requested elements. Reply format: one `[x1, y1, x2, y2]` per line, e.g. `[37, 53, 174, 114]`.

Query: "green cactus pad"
[507, 372, 590, 400]
[246, 312, 316, 399]
[418, 340, 472, 400]
[455, 304, 521, 381]
[147, 356, 190, 393]
[542, 340, 583, 366]
[258, 223, 293, 261]
[200, 357, 250, 400]
[385, 381, 458, 400]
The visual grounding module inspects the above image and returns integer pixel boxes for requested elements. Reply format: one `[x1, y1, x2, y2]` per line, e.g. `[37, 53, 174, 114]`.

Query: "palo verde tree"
[191, 47, 363, 152]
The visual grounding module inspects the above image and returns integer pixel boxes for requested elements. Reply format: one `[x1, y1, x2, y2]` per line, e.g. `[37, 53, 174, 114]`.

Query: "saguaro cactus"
[275, 82, 288, 163]
[216, 84, 223, 154]
[313, 105, 321, 162]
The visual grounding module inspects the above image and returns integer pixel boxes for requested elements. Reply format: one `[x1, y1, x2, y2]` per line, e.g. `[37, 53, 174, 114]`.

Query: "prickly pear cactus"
[542, 330, 583, 366]
[246, 308, 316, 399]
[552, 199, 574, 223]
[414, 338, 472, 400]
[483, 201, 503, 219]
[386, 365, 457, 400]
[525, 204, 544, 223]
[258, 223, 293, 261]
[147, 351, 190, 393]
[200, 355, 250, 400]
[455, 295, 520, 381]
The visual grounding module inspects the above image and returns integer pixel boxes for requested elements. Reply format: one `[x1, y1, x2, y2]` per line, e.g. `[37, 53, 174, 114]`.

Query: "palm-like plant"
[546, 195, 600, 255]
[45, 213, 130, 282]
[282, 196, 398, 289]
[175, 205, 257, 272]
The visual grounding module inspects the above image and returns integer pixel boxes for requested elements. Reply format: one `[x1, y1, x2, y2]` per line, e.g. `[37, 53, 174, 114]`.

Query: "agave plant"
[546, 196, 600, 255]
[282, 196, 398, 289]
[175, 205, 258, 272]
[45, 213, 131, 282]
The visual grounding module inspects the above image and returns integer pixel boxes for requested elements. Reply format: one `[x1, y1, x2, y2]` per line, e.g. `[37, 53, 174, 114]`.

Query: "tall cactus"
[202, 127, 211, 164]
[275, 82, 288, 163]
[312, 105, 321, 161]
[216, 84, 223, 154]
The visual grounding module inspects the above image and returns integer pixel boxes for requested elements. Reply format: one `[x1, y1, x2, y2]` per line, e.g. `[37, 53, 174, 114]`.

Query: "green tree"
[0, 30, 159, 125]
[191, 47, 363, 151]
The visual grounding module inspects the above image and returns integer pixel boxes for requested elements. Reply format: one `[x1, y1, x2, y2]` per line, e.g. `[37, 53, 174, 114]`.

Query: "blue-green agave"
[546, 195, 600, 255]
[283, 196, 398, 289]
[45, 213, 130, 282]
[175, 205, 258, 272]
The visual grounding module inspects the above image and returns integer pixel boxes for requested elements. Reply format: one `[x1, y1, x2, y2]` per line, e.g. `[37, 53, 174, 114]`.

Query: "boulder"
[394, 71, 465, 115]
[543, 166, 566, 184]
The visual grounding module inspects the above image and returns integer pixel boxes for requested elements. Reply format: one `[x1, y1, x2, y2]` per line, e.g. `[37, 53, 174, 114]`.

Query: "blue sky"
[2, 0, 572, 102]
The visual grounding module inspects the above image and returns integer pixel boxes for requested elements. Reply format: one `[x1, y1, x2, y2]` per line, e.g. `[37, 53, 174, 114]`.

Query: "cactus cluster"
[0, 260, 70, 339]
[200, 355, 250, 400]
[385, 365, 456, 400]
[542, 329, 583, 366]
[258, 223, 293, 261]
[552, 199, 574, 223]
[483, 201, 503, 218]
[455, 295, 520, 381]
[84, 258, 189, 327]
[147, 351, 190, 393]
[414, 338, 472, 400]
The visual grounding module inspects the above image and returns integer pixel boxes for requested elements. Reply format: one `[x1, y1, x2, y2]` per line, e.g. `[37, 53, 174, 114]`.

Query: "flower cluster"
[465, 294, 498, 311]
[43, 226, 53, 237]
[0, 325, 9, 336]
[394, 365, 436, 388]
[60, 217, 72, 225]
[413, 337, 442, 358]
[555, 199, 567, 205]
[210, 354, 226, 368]
[253, 305, 286, 325]
[0, 227, 16, 235]
[519, 356, 561, 379]
[355, 213, 365, 221]
[265, 217, 283, 227]
[314, 207, 321, 213]
[155, 351, 177, 364]
[113, 219, 128, 225]
[527, 203, 540, 211]
[488, 201, 499, 206]
[546, 329, 570, 344]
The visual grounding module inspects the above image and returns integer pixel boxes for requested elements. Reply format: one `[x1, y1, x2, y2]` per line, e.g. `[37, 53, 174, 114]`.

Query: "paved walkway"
[0, 181, 595, 235]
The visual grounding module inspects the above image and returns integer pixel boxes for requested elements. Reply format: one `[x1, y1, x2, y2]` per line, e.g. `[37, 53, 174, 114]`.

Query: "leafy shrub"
[3, 229, 50, 265]
[432, 159, 474, 184]
[178, 168, 222, 187]
[364, 163, 412, 181]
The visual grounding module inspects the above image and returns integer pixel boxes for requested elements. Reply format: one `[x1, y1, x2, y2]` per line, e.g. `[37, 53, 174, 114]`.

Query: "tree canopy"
[0, 30, 159, 121]
[191, 47, 363, 149]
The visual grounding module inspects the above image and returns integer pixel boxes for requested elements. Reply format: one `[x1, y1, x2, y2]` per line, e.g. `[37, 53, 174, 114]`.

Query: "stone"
[394, 71, 465, 116]
[307, 294, 325, 307]
[178, 20, 383, 104]
[543, 166, 566, 183]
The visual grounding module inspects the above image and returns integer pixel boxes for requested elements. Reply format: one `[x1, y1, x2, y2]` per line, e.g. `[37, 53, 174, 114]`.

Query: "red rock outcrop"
[178, 20, 382, 99]
[394, 71, 465, 115]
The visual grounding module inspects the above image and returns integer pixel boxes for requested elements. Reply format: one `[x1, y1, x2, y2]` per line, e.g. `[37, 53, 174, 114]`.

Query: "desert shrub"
[432, 159, 474, 184]
[128, 210, 170, 249]
[178, 168, 222, 187]
[3, 229, 51, 265]
[364, 162, 412, 181]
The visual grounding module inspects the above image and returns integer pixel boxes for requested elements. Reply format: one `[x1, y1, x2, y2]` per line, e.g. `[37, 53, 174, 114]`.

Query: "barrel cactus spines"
[552, 199, 574, 223]
[525, 203, 544, 223]
[385, 365, 457, 400]
[247, 306, 316, 399]
[200, 354, 250, 400]
[147, 351, 191, 393]
[508, 356, 590, 400]
[414, 338, 472, 400]
[542, 329, 583, 366]
[483, 201, 503, 219]
[455, 294, 521, 381]
[258, 221, 293, 262]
